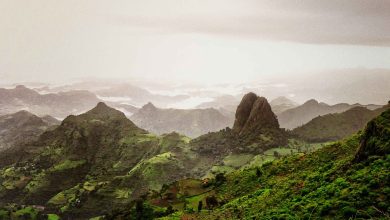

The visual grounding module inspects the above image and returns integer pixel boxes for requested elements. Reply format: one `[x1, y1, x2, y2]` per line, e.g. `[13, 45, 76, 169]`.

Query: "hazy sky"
[1, 0, 390, 85]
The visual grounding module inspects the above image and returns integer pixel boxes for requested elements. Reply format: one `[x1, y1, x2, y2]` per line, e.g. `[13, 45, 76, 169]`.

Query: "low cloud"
[113, 0, 390, 46]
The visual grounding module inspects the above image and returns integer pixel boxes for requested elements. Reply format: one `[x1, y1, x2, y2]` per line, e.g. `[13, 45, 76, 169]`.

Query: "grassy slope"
[162, 109, 390, 219]
[172, 134, 389, 219]
[291, 106, 388, 143]
[0, 104, 196, 218]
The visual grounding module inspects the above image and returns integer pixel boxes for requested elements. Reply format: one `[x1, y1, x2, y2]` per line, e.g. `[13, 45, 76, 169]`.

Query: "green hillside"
[152, 108, 390, 219]
[291, 105, 389, 143]
[0, 103, 196, 218]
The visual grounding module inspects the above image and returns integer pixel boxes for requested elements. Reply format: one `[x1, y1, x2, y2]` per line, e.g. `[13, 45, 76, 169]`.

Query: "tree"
[256, 168, 262, 177]
[273, 151, 281, 159]
[160, 184, 169, 199]
[215, 173, 226, 186]
[206, 196, 218, 209]
[198, 201, 203, 212]
[135, 199, 144, 219]
[183, 200, 188, 210]
[165, 205, 174, 215]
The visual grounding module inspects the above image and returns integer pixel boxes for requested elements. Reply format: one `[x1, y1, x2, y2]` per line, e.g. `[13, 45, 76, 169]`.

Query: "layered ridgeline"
[0, 85, 100, 118]
[292, 103, 390, 142]
[0, 93, 290, 219]
[269, 96, 298, 115]
[0, 85, 139, 119]
[95, 83, 189, 108]
[196, 95, 298, 119]
[278, 99, 382, 129]
[130, 103, 233, 138]
[0, 111, 59, 152]
[150, 106, 390, 219]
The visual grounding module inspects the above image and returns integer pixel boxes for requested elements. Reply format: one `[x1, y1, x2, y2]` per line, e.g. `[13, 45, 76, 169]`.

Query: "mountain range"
[269, 96, 299, 115]
[278, 99, 382, 129]
[35, 82, 190, 109]
[0, 85, 101, 118]
[130, 102, 233, 138]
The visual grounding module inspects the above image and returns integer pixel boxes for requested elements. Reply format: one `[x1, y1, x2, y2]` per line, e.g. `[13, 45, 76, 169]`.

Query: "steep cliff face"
[192, 93, 286, 160]
[231, 93, 285, 147]
[233, 93, 280, 136]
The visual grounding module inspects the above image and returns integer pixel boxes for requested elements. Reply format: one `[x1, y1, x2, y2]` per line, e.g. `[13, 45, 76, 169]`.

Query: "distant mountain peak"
[15, 85, 28, 89]
[13, 110, 35, 116]
[270, 96, 296, 105]
[304, 99, 319, 105]
[144, 102, 156, 107]
[142, 102, 157, 111]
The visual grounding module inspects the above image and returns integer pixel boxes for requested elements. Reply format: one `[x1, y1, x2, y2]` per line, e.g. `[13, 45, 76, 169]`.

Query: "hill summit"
[83, 102, 129, 119]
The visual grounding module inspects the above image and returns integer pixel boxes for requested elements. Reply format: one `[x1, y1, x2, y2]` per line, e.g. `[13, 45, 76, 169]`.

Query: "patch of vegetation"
[0, 205, 60, 220]
[50, 159, 86, 172]
[47, 214, 60, 220]
[222, 154, 254, 168]
[47, 185, 79, 206]
[115, 188, 133, 199]
[25, 171, 49, 193]
[13, 207, 39, 219]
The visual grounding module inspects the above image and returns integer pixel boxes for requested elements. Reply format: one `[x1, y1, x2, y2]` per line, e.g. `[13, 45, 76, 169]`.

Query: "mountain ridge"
[131, 102, 233, 137]
[278, 99, 383, 129]
[292, 104, 390, 142]
[0, 110, 60, 153]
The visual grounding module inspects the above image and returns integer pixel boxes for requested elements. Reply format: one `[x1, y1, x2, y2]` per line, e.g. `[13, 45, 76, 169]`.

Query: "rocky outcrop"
[233, 92, 280, 136]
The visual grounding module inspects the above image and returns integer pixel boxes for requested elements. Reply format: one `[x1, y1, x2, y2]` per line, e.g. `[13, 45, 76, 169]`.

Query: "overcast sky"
[1, 0, 390, 88]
